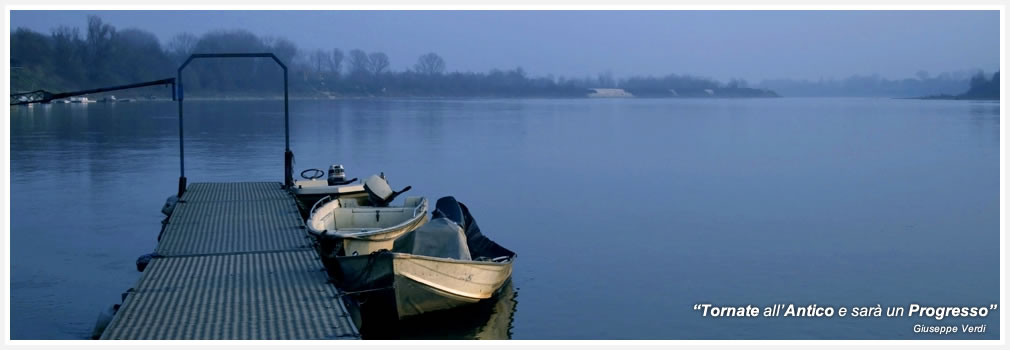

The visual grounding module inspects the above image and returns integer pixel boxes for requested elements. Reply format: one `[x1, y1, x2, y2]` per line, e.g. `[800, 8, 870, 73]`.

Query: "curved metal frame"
[176, 53, 292, 196]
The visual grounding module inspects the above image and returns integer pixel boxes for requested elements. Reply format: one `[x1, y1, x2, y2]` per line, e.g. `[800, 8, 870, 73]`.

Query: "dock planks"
[100, 182, 359, 340]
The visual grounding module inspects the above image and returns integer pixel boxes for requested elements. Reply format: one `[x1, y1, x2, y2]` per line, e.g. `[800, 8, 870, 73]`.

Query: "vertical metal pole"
[177, 69, 187, 197]
[283, 64, 293, 189]
[284, 66, 290, 152]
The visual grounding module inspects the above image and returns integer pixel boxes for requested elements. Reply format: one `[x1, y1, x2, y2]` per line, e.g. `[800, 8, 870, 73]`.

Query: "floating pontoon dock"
[99, 53, 359, 339]
[100, 182, 360, 339]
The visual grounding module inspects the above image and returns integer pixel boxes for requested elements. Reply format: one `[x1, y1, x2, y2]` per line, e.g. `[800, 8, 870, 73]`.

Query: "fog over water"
[7, 9, 1002, 340]
[9, 10, 1000, 81]
[9, 98, 1001, 339]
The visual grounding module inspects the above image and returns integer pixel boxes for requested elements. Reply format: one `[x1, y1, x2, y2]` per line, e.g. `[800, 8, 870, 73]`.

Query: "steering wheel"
[300, 168, 325, 180]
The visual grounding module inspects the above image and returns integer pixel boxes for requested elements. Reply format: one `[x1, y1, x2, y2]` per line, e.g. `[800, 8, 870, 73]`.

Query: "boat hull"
[393, 255, 512, 318]
[337, 252, 513, 319]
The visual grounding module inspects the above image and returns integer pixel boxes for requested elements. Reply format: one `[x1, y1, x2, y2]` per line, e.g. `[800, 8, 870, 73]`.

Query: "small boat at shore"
[306, 174, 428, 257]
[335, 196, 515, 319]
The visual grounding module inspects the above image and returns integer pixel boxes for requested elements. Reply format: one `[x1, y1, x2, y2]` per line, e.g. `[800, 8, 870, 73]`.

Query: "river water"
[9, 98, 1000, 339]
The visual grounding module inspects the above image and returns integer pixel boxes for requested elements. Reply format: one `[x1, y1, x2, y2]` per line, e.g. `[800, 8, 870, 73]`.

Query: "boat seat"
[318, 196, 426, 232]
[337, 198, 361, 207]
[328, 206, 417, 229]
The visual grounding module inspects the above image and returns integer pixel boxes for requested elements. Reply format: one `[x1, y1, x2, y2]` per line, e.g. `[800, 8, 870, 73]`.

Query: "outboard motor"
[432, 196, 465, 229]
[362, 174, 412, 207]
[327, 164, 346, 185]
[326, 164, 357, 186]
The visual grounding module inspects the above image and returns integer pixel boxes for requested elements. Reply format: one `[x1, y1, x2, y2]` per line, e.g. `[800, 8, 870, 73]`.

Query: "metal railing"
[175, 53, 292, 197]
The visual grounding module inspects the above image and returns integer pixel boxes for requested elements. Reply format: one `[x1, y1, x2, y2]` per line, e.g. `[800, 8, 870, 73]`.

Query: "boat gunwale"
[291, 181, 367, 195]
[387, 251, 516, 268]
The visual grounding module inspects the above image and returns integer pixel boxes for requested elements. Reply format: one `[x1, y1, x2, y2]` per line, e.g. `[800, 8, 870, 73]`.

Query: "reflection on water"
[968, 101, 1000, 116]
[361, 281, 519, 340]
[10, 98, 999, 339]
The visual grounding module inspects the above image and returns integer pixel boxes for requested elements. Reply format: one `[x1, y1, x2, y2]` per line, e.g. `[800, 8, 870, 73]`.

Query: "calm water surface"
[10, 98, 1000, 339]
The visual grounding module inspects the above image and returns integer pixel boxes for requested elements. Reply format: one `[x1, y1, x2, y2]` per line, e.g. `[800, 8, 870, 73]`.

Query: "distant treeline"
[959, 71, 999, 99]
[920, 71, 1000, 100]
[755, 71, 988, 98]
[11, 18, 175, 94]
[11, 16, 775, 98]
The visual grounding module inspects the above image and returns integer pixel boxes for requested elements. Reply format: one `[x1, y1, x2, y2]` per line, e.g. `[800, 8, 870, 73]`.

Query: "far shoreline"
[71, 95, 786, 102]
[902, 95, 999, 101]
[60, 87, 781, 102]
[22, 95, 1000, 104]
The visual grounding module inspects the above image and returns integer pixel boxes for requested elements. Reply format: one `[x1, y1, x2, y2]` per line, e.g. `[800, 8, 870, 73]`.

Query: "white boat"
[335, 196, 515, 319]
[70, 96, 94, 103]
[306, 174, 428, 257]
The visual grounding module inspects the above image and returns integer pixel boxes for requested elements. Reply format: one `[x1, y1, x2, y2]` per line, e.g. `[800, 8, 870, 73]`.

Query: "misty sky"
[9, 10, 1000, 82]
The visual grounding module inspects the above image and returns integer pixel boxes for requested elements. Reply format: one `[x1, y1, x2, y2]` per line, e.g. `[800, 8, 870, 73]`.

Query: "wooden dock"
[100, 182, 360, 340]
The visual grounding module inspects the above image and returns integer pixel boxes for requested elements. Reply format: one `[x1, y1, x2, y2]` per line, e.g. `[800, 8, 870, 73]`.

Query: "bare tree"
[86, 15, 115, 49]
[331, 48, 344, 75]
[347, 49, 369, 75]
[85, 16, 116, 81]
[596, 71, 615, 88]
[52, 25, 81, 43]
[51, 26, 85, 82]
[166, 33, 197, 63]
[310, 49, 332, 74]
[268, 37, 298, 66]
[367, 52, 390, 75]
[413, 52, 446, 75]
[970, 71, 987, 88]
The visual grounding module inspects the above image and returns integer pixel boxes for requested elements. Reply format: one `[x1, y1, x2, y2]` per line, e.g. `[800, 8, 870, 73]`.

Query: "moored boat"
[306, 174, 428, 257]
[336, 196, 515, 319]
